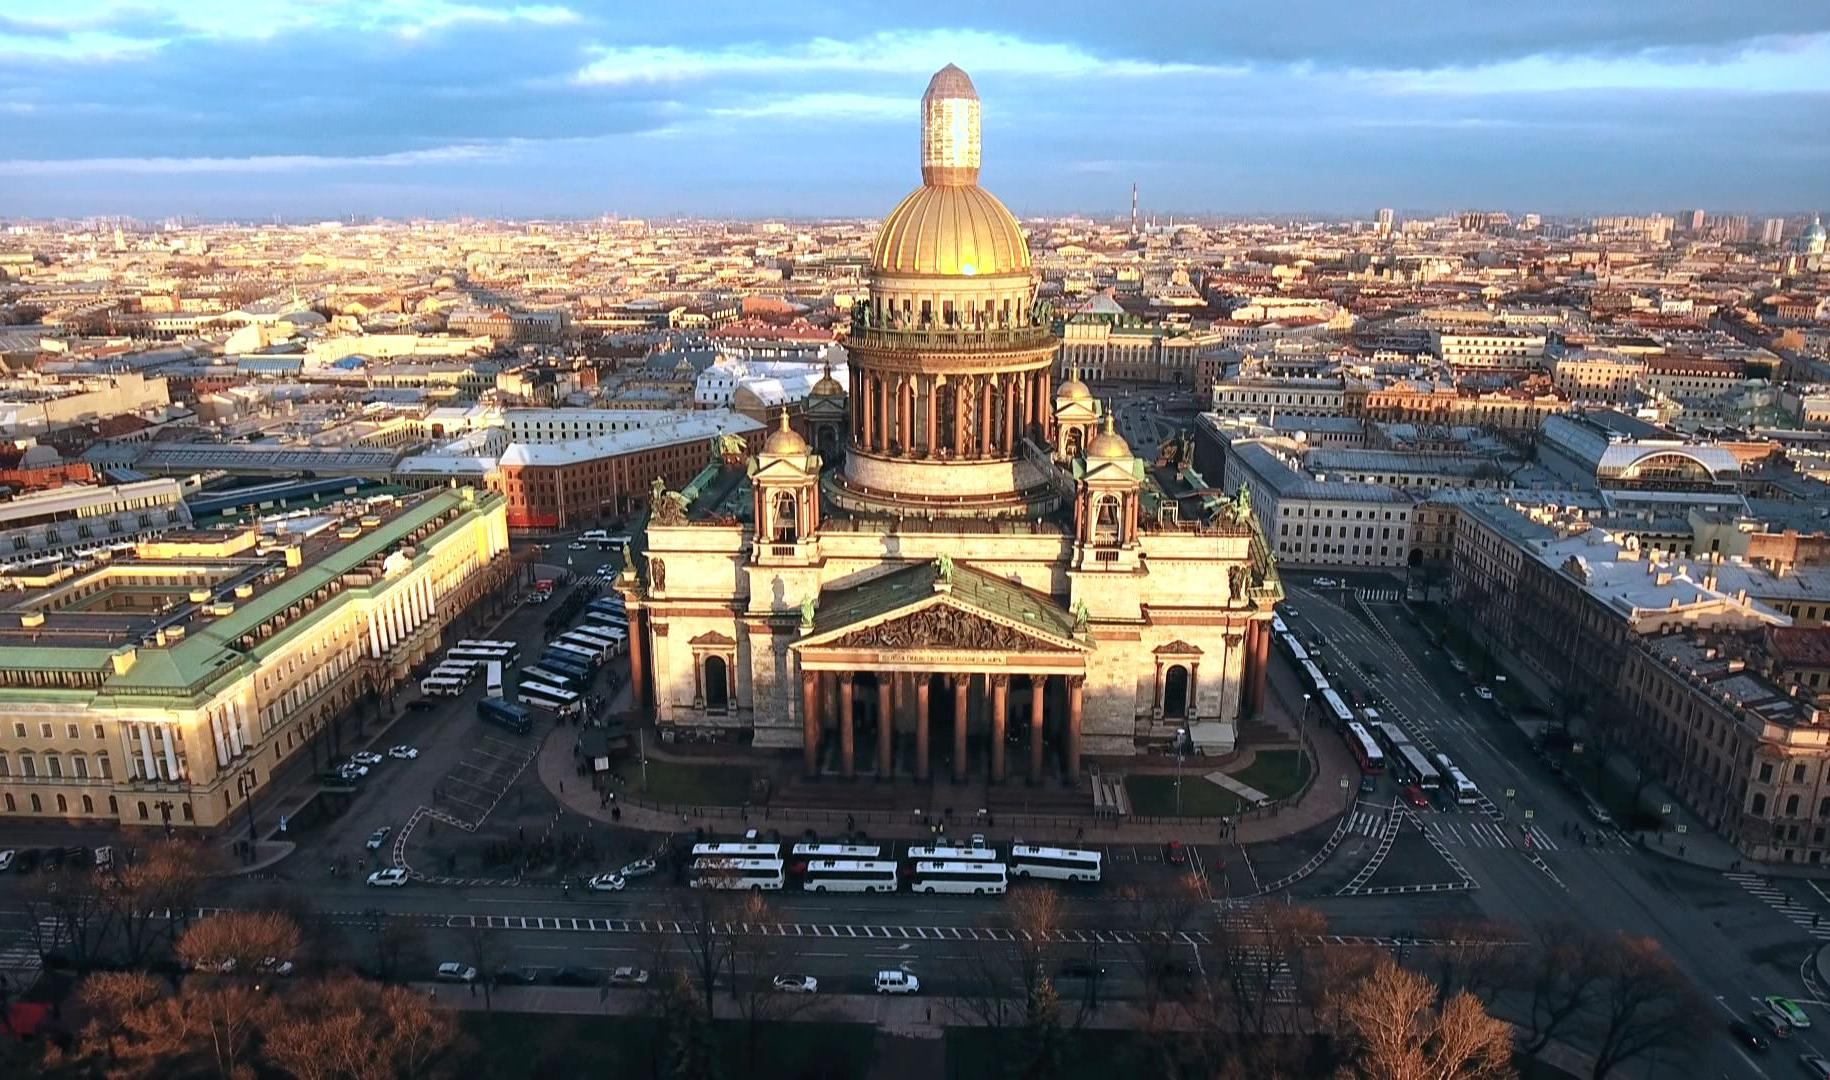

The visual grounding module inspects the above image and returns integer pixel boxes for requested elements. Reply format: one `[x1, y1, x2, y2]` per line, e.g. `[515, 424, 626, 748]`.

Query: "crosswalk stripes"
[1347, 808, 1385, 837]
[0, 916, 57, 986]
[1354, 587, 1403, 603]
[1726, 872, 1830, 940]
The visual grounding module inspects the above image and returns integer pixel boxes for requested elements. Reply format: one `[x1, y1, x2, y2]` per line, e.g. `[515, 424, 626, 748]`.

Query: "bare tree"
[106, 840, 223, 968]
[175, 910, 301, 977]
[264, 975, 462, 1080]
[716, 893, 819, 1075]
[675, 890, 732, 1022]
[1519, 921, 1607, 1055]
[1583, 934, 1701, 1080]
[462, 925, 500, 1012]
[1207, 900, 1329, 1039]
[22, 863, 114, 972]
[1332, 953, 1515, 1080]
[1420, 917, 1520, 1006]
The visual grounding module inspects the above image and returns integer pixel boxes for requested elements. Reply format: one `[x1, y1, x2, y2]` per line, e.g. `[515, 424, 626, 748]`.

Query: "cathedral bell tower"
[750, 412, 821, 566]
[1070, 415, 1143, 572]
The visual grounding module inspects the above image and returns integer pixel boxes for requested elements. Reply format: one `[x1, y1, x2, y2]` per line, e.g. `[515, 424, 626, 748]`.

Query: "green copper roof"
[808, 559, 1082, 646]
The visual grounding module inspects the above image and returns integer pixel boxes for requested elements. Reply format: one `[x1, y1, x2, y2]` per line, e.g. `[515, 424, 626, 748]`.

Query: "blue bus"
[478, 697, 531, 735]
[539, 652, 592, 680]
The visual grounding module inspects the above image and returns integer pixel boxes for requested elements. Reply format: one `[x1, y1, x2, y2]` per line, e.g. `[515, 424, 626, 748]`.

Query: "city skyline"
[3, 1, 1829, 219]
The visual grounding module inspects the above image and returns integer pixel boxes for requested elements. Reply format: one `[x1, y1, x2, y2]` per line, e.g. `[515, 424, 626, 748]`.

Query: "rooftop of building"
[1306, 448, 1515, 479]
[1228, 441, 1414, 505]
[0, 487, 503, 696]
[1641, 632, 1821, 729]
[498, 410, 764, 468]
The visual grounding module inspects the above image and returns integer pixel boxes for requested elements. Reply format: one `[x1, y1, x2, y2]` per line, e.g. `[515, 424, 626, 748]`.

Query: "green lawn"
[1124, 772, 1243, 817]
[463, 1014, 878, 1079]
[1232, 748, 1312, 800]
[612, 758, 758, 807]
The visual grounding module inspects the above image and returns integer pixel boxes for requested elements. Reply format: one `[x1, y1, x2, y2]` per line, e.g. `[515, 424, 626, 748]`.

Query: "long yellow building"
[0, 488, 510, 829]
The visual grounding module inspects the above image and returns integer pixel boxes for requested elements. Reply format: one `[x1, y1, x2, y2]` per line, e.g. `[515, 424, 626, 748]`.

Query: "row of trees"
[19, 840, 222, 973]
[31, 910, 459, 1079]
[938, 877, 1698, 1080]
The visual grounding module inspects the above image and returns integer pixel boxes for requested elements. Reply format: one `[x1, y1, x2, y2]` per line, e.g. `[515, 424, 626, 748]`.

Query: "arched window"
[1786, 794, 1802, 817]
[704, 656, 730, 711]
[30, 794, 42, 813]
[1092, 495, 1122, 545]
[138, 801, 149, 820]
[82, 795, 93, 814]
[182, 803, 193, 821]
[1752, 793, 1768, 816]
[1065, 427, 1084, 457]
[56, 794, 67, 813]
[2, 794, 11, 811]
[0, 751, 8, 777]
[772, 491, 799, 544]
[1163, 665, 1190, 719]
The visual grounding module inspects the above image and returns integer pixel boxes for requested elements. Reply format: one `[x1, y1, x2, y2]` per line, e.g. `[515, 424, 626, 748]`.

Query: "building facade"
[0, 488, 512, 828]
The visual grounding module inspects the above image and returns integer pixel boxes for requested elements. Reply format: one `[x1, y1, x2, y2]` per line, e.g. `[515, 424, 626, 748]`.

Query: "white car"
[568, 542, 588, 551]
[1473, 686, 1495, 701]
[773, 974, 818, 994]
[436, 962, 477, 983]
[874, 971, 919, 995]
[0, 849, 15, 872]
[1313, 576, 1340, 588]
[618, 858, 658, 879]
[258, 957, 295, 977]
[339, 763, 370, 778]
[351, 751, 383, 766]
[366, 868, 409, 888]
[587, 873, 626, 892]
[365, 826, 392, 850]
[388, 745, 419, 760]
[609, 966, 650, 987]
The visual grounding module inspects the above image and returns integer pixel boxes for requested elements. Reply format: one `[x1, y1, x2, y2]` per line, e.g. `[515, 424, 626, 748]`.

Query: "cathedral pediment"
[824, 601, 1079, 653]
[1153, 639, 1203, 656]
[689, 630, 738, 647]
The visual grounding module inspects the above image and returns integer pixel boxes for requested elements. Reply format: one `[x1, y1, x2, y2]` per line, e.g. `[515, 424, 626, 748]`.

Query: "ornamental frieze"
[830, 604, 1072, 653]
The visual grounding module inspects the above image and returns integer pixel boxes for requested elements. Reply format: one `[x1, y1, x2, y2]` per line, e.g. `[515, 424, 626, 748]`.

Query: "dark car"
[406, 699, 438, 713]
[551, 967, 600, 987]
[492, 967, 540, 986]
[1058, 959, 1107, 979]
[1727, 1019, 1769, 1052]
[13, 848, 43, 873]
[1165, 841, 1188, 866]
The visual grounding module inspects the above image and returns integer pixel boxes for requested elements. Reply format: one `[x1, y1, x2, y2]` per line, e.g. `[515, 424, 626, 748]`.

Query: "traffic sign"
[1660, 803, 1672, 815]
[1572, 742, 1584, 754]
[1338, 775, 1350, 791]
[1504, 788, 1516, 800]
[1676, 824, 1689, 835]
[1523, 809, 1535, 820]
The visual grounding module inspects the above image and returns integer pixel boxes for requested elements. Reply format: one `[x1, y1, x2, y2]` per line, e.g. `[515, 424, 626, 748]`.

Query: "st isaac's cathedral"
[621, 65, 1282, 786]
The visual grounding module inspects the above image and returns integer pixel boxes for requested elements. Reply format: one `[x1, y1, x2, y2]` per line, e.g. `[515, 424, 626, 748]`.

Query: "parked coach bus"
[1007, 846, 1102, 883]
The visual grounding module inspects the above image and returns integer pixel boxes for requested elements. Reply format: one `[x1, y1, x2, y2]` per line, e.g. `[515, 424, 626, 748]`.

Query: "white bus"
[521, 665, 580, 691]
[431, 661, 477, 683]
[904, 844, 997, 863]
[519, 682, 580, 713]
[909, 861, 1007, 896]
[420, 675, 465, 697]
[1394, 744, 1441, 791]
[448, 645, 514, 667]
[1007, 845, 1103, 883]
[456, 639, 521, 665]
[1299, 658, 1330, 694]
[485, 661, 503, 699]
[1318, 688, 1356, 729]
[689, 858, 785, 891]
[1435, 753, 1479, 804]
[556, 631, 615, 660]
[800, 859, 899, 893]
[790, 843, 884, 861]
[567, 626, 625, 652]
[692, 842, 783, 860]
[580, 611, 629, 633]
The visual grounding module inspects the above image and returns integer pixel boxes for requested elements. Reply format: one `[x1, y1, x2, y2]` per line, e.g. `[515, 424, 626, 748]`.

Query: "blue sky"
[1, 1, 1827, 220]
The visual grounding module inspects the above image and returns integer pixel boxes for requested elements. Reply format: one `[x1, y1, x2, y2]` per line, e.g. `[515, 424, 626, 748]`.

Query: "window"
[11, 722, 22, 738]
[39, 723, 51, 739]
[82, 795, 93, 814]
[1759, 762, 1774, 783]
[20, 754, 35, 778]
[46, 754, 61, 779]
[138, 801, 148, 820]
[1787, 794, 1802, 817]
[1163, 665, 1191, 718]
[1752, 792, 1768, 815]
[30, 795, 41, 813]
[97, 752, 111, 779]
[94, 724, 104, 740]
[56, 794, 67, 813]
[704, 656, 730, 711]
[67, 724, 79, 739]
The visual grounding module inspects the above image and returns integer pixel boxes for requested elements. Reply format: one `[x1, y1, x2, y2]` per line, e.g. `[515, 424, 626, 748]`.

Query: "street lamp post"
[154, 800, 174, 839]
[1174, 726, 1189, 816]
[1302, 692, 1312, 726]
[235, 769, 259, 860]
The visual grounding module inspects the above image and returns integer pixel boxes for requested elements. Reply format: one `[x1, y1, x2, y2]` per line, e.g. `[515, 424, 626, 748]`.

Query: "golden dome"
[1056, 371, 1093, 403]
[763, 412, 809, 455]
[872, 184, 1031, 277]
[811, 362, 844, 397]
[1085, 415, 1132, 461]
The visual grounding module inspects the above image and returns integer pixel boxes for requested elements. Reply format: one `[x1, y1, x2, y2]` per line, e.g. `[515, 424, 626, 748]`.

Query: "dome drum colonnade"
[834, 63, 1060, 513]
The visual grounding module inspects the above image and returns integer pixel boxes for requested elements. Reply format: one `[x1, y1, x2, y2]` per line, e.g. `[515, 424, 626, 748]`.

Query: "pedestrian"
[1076, 826, 1084, 841]
[469, 982, 477, 997]
[926, 1006, 932, 1023]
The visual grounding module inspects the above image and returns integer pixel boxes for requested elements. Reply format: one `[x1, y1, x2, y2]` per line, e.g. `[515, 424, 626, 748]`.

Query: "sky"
[1, 1, 1827, 221]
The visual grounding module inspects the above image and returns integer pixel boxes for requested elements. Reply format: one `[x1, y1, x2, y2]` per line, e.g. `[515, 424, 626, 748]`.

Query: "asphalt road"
[1281, 573, 1828, 1080]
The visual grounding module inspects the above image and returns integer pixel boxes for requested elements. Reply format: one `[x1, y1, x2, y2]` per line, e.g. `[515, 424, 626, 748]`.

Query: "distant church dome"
[1055, 371, 1093, 404]
[1800, 216, 1828, 256]
[811, 363, 845, 397]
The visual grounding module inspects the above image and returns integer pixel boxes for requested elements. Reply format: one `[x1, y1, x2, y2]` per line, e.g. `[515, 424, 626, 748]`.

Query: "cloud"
[1360, 31, 1830, 95]
[573, 29, 1224, 86]
[0, 143, 516, 176]
[710, 93, 910, 121]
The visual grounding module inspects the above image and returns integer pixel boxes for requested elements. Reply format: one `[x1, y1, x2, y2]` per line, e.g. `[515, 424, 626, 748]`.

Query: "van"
[1448, 769, 1479, 805]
